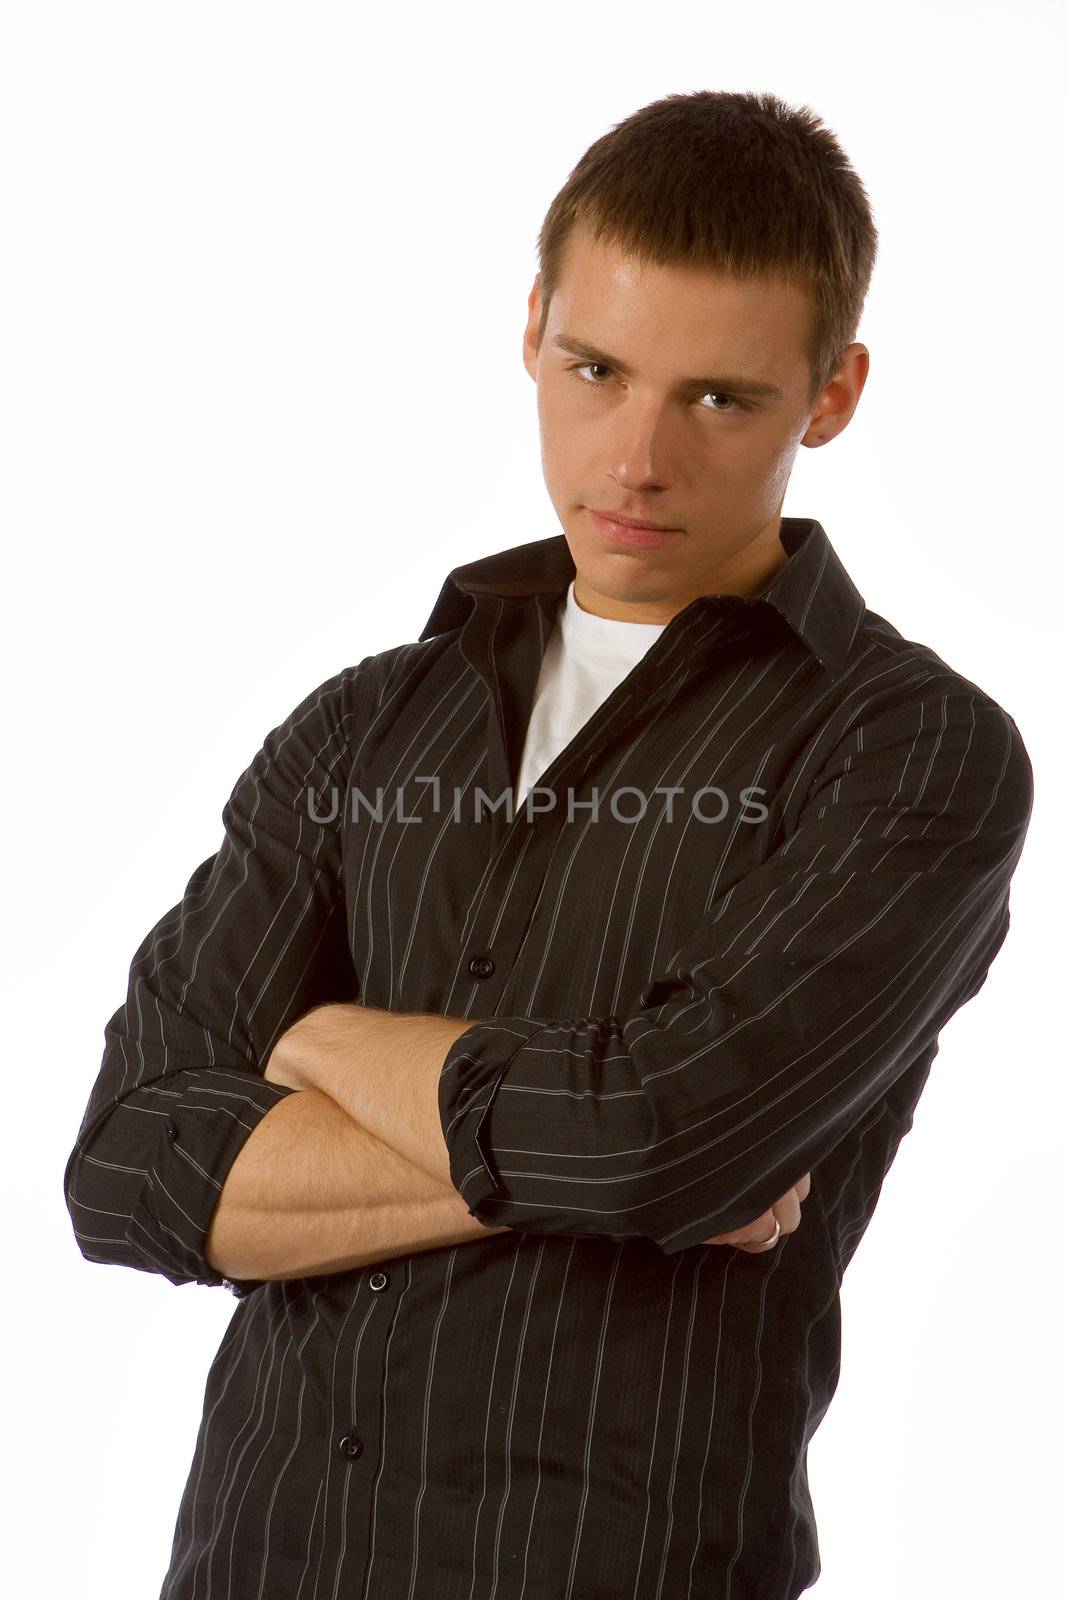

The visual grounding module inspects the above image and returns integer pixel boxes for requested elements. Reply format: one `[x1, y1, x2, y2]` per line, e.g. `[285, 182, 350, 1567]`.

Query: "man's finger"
[701, 1173, 812, 1249]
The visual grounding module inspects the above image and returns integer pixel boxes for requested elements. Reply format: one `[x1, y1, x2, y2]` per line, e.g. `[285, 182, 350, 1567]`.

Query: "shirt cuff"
[123, 1068, 299, 1293]
[437, 1017, 552, 1219]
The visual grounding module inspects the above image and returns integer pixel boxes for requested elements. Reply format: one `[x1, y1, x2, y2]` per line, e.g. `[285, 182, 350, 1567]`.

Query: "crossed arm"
[252, 1003, 804, 1259]
[205, 1005, 800, 1285]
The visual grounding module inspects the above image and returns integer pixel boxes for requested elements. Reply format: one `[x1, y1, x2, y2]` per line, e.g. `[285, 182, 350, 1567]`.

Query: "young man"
[64, 90, 1033, 1599]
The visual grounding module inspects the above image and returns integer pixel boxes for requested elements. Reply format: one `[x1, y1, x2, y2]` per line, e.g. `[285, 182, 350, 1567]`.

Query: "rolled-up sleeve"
[437, 688, 1034, 1254]
[63, 666, 367, 1296]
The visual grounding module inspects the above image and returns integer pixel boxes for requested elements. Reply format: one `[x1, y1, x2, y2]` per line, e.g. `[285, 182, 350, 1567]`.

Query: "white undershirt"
[514, 580, 667, 807]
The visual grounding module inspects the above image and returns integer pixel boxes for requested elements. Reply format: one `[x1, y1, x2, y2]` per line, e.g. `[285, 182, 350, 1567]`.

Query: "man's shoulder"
[852, 606, 1020, 724]
[273, 630, 463, 746]
[299, 631, 462, 710]
[840, 607, 1032, 811]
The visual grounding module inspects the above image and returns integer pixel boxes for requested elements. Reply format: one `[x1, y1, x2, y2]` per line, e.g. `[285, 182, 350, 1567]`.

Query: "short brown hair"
[534, 90, 878, 408]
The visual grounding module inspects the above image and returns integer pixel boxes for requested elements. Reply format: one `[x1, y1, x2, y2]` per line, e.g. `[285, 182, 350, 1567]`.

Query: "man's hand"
[702, 1171, 812, 1253]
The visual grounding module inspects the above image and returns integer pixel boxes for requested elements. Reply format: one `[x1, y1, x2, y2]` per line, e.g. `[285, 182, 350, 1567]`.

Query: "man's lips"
[587, 509, 683, 547]
[586, 507, 683, 531]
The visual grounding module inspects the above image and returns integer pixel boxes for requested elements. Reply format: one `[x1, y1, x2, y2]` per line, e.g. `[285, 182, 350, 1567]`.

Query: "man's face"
[522, 225, 867, 622]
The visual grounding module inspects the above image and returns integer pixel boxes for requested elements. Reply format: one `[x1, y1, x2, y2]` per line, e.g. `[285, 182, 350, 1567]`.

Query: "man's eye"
[697, 390, 745, 414]
[568, 363, 746, 413]
[572, 361, 613, 384]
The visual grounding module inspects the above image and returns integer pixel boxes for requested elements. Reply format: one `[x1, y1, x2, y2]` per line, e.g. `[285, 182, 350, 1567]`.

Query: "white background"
[3, 3, 1063, 1595]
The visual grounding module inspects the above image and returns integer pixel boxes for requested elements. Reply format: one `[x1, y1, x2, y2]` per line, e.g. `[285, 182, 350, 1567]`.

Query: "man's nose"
[606, 399, 676, 491]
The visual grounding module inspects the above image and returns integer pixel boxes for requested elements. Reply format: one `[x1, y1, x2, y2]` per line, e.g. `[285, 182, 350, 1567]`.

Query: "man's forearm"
[205, 1085, 509, 1284]
[273, 1004, 474, 1184]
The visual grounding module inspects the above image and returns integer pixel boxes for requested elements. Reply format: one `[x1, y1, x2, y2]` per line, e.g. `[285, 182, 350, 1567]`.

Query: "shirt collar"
[417, 515, 866, 679]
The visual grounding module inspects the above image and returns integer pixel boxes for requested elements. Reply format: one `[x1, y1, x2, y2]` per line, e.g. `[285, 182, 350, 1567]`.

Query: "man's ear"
[522, 274, 542, 381]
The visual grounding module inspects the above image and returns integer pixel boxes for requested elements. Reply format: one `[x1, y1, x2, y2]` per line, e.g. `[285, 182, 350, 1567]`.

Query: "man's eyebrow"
[550, 333, 783, 400]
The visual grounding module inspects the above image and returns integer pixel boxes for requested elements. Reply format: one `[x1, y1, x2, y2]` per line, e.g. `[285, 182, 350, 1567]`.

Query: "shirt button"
[368, 1271, 388, 1291]
[338, 1431, 364, 1461]
[469, 955, 494, 978]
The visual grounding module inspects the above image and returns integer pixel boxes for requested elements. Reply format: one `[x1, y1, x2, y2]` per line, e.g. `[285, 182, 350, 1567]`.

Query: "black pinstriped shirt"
[64, 516, 1034, 1598]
